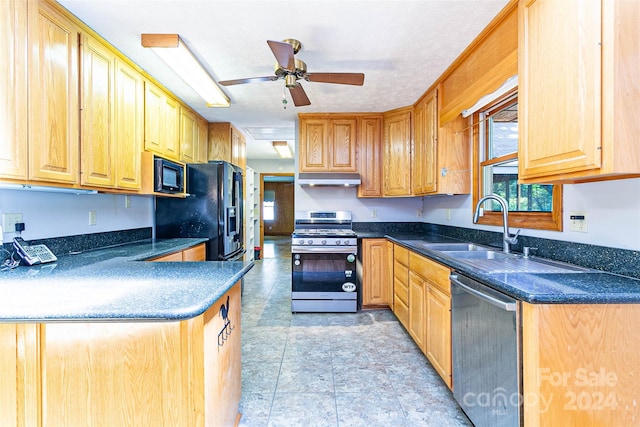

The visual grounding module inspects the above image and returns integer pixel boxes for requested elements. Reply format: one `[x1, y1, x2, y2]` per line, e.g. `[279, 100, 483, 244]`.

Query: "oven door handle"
[292, 246, 356, 254]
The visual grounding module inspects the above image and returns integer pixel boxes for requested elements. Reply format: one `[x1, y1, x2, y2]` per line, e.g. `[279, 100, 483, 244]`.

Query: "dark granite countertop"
[381, 235, 640, 304]
[0, 238, 254, 322]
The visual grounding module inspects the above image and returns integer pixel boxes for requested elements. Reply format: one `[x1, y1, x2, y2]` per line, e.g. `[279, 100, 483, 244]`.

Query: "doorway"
[260, 173, 294, 257]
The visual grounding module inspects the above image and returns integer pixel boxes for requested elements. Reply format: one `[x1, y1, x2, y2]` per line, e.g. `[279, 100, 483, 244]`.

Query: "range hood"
[297, 172, 361, 187]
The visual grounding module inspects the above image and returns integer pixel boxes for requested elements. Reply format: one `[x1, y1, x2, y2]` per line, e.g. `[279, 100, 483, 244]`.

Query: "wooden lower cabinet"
[522, 302, 640, 426]
[0, 282, 242, 427]
[409, 252, 452, 388]
[150, 243, 206, 262]
[361, 239, 392, 307]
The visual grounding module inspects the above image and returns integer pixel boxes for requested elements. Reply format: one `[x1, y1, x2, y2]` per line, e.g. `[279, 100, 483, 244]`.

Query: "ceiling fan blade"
[306, 73, 365, 86]
[289, 84, 311, 107]
[267, 40, 295, 70]
[218, 76, 279, 86]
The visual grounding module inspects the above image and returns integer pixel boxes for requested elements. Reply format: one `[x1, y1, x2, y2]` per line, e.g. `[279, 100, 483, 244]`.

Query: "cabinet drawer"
[393, 296, 409, 328]
[410, 252, 451, 295]
[394, 277, 409, 306]
[394, 245, 409, 266]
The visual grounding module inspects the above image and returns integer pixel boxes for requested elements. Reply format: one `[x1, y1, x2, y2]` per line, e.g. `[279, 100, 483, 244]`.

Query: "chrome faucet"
[473, 194, 520, 253]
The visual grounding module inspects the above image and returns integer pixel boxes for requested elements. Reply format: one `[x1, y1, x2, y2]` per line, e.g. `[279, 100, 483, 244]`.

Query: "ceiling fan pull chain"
[282, 85, 288, 109]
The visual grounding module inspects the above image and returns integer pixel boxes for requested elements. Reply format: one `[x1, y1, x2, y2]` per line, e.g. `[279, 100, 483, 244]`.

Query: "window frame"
[472, 91, 563, 231]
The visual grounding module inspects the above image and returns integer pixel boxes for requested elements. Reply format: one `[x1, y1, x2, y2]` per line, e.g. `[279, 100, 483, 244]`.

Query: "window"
[263, 190, 275, 221]
[474, 93, 562, 231]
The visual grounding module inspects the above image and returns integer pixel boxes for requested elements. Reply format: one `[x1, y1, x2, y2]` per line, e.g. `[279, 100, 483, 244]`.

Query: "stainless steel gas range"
[291, 211, 358, 313]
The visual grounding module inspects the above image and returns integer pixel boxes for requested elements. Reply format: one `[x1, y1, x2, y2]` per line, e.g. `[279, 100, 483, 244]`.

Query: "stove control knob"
[298, 239, 305, 245]
[336, 240, 341, 245]
[343, 239, 350, 245]
[307, 240, 313, 245]
[321, 240, 327, 245]
[294, 260, 300, 266]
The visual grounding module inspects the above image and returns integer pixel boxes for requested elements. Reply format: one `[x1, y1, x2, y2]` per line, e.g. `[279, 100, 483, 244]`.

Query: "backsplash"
[354, 222, 640, 279]
[1, 227, 152, 265]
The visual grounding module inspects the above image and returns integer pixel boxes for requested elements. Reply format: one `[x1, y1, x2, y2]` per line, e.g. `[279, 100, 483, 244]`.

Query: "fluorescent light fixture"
[272, 141, 293, 158]
[141, 34, 230, 108]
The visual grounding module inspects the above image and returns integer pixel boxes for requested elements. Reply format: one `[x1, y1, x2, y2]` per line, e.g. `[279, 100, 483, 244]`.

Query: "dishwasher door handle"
[451, 275, 516, 312]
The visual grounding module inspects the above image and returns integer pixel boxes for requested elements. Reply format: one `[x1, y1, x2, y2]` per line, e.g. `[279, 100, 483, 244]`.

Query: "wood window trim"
[471, 96, 563, 232]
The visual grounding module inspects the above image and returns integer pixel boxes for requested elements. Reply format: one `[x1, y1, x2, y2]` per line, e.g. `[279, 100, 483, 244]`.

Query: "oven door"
[291, 248, 357, 295]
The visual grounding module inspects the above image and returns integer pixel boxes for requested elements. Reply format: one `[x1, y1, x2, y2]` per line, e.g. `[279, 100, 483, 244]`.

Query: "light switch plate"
[569, 211, 588, 233]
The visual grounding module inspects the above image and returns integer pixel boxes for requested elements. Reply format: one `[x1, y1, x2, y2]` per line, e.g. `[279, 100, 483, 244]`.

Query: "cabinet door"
[413, 91, 437, 195]
[427, 284, 452, 388]
[329, 118, 357, 171]
[383, 109, 412, 196]
[361, 239, 391, 307]
[0, 0, 28, 180]
[231, 127, 246, 170]
[356, 116, 383, 197]
[28, 1, 79, 184]
[408, 270, 427, 353]
[519, 0, 602, 179]
[81, 34, 115, 188]
[180, 107, 197, 163]
[163, 95, 180, 160]
[299, 118, 329, 171]
[114, 59, 143, 189]
[196, 117, 208, 163]
[144, 81, 164, 154]
[207, 122, 232, 162]
[182, 243, 206, 261]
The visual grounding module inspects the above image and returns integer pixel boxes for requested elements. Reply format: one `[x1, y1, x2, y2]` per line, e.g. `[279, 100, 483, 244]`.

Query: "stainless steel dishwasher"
[451, 273, 521, 427]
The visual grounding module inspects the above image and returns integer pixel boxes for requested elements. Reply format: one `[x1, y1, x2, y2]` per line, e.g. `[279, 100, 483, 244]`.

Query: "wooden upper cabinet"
[0, 0, 28, 180]
[28, 0, 80, 184]
[81, 34, 116, 188]
[114, 58, 143, 189]
[412, 90, 438, 195]
[298, 115, 357, 172]
[144, 81, 180, 161]
[356, 115, 383, 198]
[208, 122, 245, 169]
[519, 0, 640, 183]
[383, 107, 412, 196]
[81, 35, 144, 190]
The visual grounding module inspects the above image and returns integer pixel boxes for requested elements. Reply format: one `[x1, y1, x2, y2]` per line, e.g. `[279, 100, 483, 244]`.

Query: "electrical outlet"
[371, 209, 377, 218]
[89, 210, 97, 226]
[416, 209, 423, 218]
[2, 213, 23, 232]
[446, 209, 451, 221]
[569, 211, 588, 233]
[124, 195, 131, 208]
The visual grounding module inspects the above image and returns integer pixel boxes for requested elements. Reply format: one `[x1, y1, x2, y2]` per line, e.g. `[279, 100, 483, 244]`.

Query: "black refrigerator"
[155, 161, 244, 261]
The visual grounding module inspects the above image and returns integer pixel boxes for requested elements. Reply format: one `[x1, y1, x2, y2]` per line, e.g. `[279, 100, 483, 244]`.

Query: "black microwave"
[154, 157, 185, 194]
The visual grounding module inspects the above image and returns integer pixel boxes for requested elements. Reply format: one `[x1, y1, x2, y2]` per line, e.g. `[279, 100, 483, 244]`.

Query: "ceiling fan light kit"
[141, 34, 230, 107]
[218, 38, 365, 107]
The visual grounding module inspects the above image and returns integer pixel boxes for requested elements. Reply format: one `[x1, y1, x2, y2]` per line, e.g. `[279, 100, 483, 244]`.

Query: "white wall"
[0, 189, 154, 242]
[247, 159, 295, 175]
[422, 178, 640, 250]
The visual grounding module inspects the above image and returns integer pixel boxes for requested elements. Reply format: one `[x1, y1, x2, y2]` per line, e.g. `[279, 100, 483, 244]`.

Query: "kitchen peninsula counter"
[0, 238, 253, 321]
[0, 238, 252, 427]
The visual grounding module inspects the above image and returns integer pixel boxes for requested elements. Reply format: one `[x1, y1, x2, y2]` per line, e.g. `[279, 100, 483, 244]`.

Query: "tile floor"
[239, 236, 472, 427]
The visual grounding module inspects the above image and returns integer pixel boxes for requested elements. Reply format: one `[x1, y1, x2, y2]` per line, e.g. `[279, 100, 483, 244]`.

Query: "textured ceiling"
[58, 0, 509, 159]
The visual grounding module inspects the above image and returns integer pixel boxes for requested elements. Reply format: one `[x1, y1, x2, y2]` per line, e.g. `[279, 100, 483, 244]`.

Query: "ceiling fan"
[218, 39, 365, 107]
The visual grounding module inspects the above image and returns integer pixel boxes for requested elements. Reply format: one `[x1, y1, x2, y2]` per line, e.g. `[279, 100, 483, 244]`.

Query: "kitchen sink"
[443, 250, 590, 274]
[421, 243, 492, 252]
[403, 241, 493, 252]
